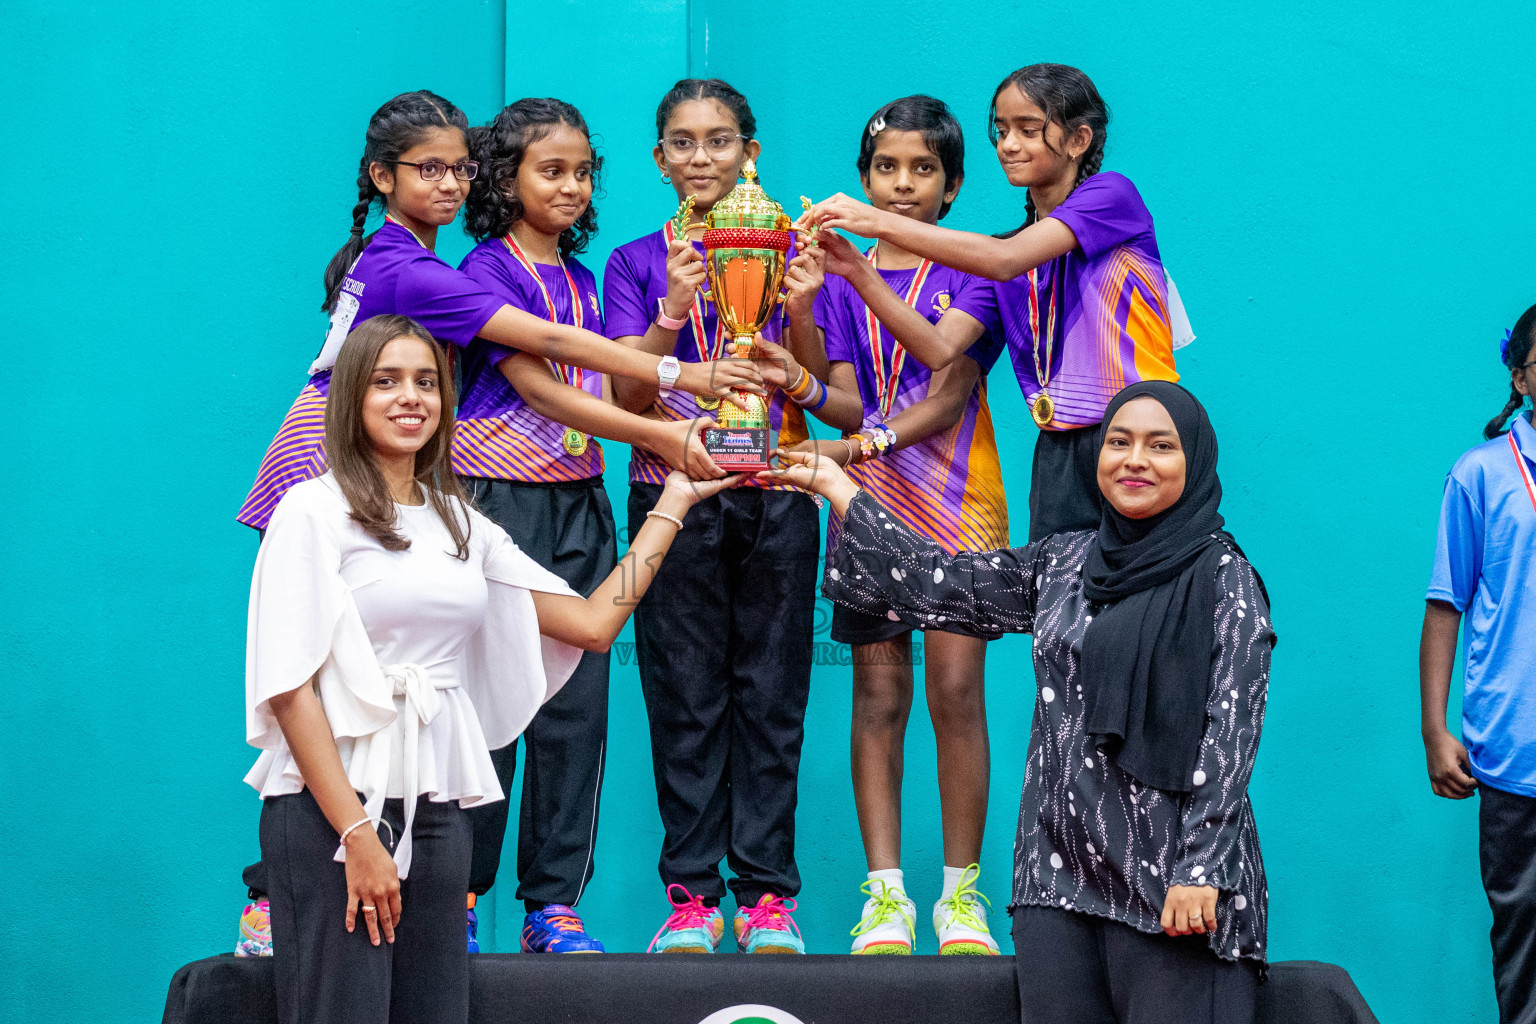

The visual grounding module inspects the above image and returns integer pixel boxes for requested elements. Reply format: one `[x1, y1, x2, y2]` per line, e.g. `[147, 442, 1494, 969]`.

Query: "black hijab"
[1080, 381, 1267, 794]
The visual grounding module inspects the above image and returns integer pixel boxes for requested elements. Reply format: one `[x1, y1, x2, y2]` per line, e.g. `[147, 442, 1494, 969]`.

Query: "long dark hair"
[655, 78, 757, 143]
[325, 314, 472, 559]
[322, 91, 470, 312]
[857, 95, 964, 219]
[1485, 303, 1536, 439]
[990, 64, 1109, 232]
[464, 98, 601, 257]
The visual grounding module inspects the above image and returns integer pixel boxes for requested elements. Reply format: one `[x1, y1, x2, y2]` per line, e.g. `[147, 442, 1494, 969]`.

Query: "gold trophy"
[698, 159, 792, 471]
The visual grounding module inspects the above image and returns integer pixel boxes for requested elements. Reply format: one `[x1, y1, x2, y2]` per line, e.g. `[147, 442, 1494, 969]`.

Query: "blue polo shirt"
[1428, 410, 1536, 796]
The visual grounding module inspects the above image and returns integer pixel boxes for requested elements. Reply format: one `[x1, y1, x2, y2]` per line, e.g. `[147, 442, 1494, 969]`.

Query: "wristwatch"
[657, 355, 682, 392]
[656, 298, 689, 332]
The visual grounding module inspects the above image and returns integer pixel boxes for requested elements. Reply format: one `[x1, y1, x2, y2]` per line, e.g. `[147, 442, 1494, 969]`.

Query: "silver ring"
[362, 905, 377, 912]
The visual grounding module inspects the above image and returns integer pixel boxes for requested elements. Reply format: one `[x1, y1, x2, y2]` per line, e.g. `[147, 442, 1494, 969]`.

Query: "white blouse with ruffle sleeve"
[242, 474, 582, 877]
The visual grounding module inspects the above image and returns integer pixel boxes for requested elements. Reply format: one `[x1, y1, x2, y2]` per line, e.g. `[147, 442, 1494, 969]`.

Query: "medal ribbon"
[1509, 429, 1536, 514]
[865, 244, 934, 418]
[1026, 261, 1058, 402]
[663, 218, 727, 362]
[500, 233, 585, 388]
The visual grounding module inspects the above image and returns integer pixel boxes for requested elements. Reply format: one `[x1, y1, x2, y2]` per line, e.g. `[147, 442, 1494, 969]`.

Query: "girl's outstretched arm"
[480, 304, 763, 404]
[813, 229, 986, 372]
[499, 353, 726, 479]
[530, 471, 744, 650]
[808, 193, 1078, 281]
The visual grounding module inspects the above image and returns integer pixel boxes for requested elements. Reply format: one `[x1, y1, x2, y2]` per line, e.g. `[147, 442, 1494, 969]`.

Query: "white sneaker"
[850, 880, 917, 954]
[933, 863, 1000, 955]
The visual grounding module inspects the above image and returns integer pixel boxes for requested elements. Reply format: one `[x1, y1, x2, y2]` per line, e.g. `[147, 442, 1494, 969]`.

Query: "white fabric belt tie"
[336, 662, 453, 878]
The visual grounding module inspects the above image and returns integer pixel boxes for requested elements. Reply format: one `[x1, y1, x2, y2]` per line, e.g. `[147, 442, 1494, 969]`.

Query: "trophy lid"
[706, 159, 792, 231]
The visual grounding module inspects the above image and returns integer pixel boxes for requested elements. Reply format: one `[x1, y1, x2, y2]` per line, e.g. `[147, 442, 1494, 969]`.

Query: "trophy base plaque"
[702, 426, 772, 472]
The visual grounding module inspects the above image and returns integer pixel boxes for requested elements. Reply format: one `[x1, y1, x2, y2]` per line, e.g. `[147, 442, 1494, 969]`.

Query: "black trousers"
[1480, 782, 1536, 1024]
[1029, 424, 1104, 542]
[1012, 905, 1259, 1024]
[261, 790, 471, 1024]
[627, 483, 820, 907]
[463, 476, 617, 911]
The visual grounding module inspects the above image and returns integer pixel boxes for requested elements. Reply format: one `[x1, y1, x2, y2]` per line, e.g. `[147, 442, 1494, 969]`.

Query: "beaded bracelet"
[646, 509, 685, 530]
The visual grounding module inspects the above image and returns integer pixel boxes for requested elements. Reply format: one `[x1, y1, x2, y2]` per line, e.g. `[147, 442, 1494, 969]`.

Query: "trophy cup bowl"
[698, 161, 792, 472]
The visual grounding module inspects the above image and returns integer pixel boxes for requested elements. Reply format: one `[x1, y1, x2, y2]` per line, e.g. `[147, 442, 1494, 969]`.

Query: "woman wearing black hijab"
[767, 381, 1273, 1024]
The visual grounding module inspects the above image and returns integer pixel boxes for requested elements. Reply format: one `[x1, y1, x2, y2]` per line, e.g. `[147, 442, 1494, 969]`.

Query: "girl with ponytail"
[236, 91, 759, 532]
[804, 64, 1182, 541]
[1422, 304, 1536, 1024]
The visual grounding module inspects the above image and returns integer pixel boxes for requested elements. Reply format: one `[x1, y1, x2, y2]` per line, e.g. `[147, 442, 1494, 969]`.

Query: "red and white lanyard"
[500, 233, 585, 388]
[1026, 261, 1058, 395]
[864, 243, 934, 418]
[662, 218, 727, 361]
[1509, 428, 1536, 514]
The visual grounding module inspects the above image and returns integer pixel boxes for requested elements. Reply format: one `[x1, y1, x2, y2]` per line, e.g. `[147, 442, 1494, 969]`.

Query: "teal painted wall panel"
[7, 1, 1535, 1022]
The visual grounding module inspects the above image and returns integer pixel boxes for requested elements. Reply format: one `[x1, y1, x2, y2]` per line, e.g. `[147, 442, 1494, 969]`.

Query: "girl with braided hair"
[804, 64, 1181, 541]
[1422, 303, 1536, 1024]
[236, 90, 759, 532]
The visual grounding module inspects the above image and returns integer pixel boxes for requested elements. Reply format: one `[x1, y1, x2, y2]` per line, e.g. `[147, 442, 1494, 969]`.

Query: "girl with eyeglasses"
[236, 90, 760, 534]
[602, 78, 820, 956]
[804, 64, 1183, 544]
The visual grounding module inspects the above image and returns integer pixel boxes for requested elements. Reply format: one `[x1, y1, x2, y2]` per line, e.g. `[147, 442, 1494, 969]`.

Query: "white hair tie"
[869, 115, 886, 136]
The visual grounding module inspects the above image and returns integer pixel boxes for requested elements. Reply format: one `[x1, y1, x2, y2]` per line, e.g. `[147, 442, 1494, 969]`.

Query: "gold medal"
[1031, 392, 1055, 427]
[562, 428, 589, 457]
[695, 394, 721, 411]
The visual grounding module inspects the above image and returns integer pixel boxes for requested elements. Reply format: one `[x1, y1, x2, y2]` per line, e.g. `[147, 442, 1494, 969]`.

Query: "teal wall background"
[6, 1, 1535, 1021]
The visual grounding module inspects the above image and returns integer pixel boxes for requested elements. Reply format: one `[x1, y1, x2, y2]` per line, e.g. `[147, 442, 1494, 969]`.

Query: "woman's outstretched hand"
[757, 447, 860, 515]
[344, 826, 401, 946]
[660, 469, 746, 512]
[1160, 884, 1217, 937]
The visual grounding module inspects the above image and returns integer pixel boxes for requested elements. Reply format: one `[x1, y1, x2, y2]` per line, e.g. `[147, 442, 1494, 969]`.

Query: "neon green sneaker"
[933, 864, 1000, 955]
[850, 880, 916, 954]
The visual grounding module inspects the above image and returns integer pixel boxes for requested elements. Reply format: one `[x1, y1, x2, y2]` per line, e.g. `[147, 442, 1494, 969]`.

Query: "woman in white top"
[245, 313, 740, 1024]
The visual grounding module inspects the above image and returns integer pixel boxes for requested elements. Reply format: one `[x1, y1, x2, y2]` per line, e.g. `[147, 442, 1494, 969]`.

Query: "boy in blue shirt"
[1422, 303, 1536, 1024]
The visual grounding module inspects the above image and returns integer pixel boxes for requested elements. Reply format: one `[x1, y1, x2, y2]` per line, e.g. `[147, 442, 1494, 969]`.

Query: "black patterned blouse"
[824, 491, 1273, 964]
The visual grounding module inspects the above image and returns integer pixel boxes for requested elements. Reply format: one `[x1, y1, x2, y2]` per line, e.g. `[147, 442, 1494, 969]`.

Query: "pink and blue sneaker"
[647, 884, 726, 953]
[734, 894, 805, 954]
[234, 899, 272, 957]
[521, 904, 605, 953]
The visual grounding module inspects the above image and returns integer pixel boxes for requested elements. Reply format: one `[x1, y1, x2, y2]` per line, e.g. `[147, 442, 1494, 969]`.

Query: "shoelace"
[742, 894, 801, 938]
[936, 863, 992, 930]
[647, 884, 716, 952]
[541, 911, 586, 934]
[850, 881, 913, 938]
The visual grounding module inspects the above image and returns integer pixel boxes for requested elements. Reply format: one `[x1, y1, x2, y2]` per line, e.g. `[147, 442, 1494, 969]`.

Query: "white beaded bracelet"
[646, 510, 685, 530]
[339, 817, 374, 845]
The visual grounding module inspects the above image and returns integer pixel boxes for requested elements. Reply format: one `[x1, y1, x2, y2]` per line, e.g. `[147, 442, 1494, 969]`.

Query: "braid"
[322, 163, 377, 312]
[1484, 386, 1525, 440]
[1074, 142, 1105, 188]
[349, 159, 374, 237]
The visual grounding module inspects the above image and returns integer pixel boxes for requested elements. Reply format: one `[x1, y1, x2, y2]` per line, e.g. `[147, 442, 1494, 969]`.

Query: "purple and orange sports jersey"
[603, 226, 807, 490]
[236, 218, 505, 529]
[454, 238, 606, 482]
[816, 260, 1010, 555]
[951, 172, 1177, 431]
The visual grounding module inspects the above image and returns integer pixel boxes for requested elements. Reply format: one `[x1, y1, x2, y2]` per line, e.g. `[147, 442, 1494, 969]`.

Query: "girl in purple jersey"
[772, 96, 1011, 955]
[451, 97, 633, 955]
[803, 65, 1180, 543]
[603, 79, 824, 955]
[235, 91, 757, 531]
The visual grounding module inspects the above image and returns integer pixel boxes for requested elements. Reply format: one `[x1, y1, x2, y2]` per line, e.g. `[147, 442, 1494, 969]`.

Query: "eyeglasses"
[658, 134, 748, 160]
[394, 159, 479, 181]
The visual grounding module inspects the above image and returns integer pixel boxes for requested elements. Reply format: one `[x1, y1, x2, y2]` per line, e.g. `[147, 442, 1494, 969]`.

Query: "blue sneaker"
[521, 904, 605, 953]
[647, 884, 725, 953]
[467, 894, 480, 953]
[734, 894, 806, 954]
